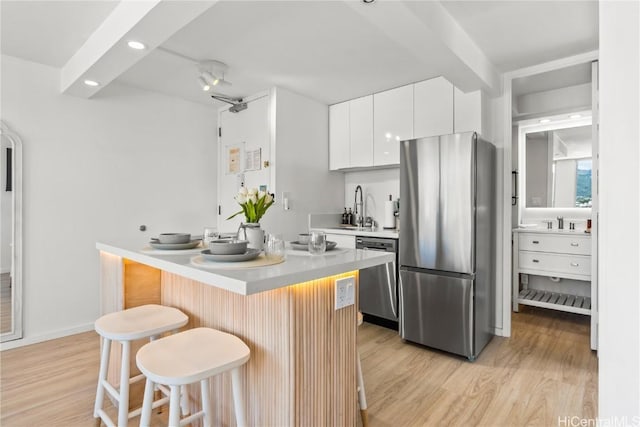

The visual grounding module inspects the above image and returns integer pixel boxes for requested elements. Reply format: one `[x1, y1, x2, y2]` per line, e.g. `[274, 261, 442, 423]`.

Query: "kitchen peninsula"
[96, 241, 394, 426]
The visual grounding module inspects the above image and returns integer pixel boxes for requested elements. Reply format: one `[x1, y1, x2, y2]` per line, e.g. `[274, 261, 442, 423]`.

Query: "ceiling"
[1, 0, 599, 107]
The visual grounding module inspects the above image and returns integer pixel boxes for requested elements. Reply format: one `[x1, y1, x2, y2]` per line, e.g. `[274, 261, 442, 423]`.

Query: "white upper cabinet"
[374, 85, 414, 166]
[454, 87, 489, 138]
[329, 76, 489, 171]
[329, 101, 350, 170]
[414, 76, 454, 138]
[349, 95, 374, 168]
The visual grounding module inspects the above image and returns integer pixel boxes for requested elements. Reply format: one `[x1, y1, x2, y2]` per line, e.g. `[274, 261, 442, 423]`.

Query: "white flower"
[238, 187, 248, 196]
[265, 193, 274, 204]
[248, 194, 258, 204]
[258, 190, 266, 200]
[236, 194, 247, 204]
[248, 187, 258, 196]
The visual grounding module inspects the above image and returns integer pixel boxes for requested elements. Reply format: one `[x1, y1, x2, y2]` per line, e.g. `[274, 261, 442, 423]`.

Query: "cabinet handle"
[532, 240, 539, 244]
[570, 262, 579, 267]
[532, 259, 539, 263]
[571, 243, 579, 247]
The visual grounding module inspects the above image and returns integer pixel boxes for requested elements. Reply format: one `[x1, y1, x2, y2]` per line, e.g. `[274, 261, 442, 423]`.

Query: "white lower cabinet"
[513, 230, 596, 349]
[325, 233, 355, 249]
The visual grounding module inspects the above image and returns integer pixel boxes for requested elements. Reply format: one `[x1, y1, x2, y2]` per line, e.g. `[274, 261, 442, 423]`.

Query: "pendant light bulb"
[197, 76, 210, 92]
[201, 70, 219, 86]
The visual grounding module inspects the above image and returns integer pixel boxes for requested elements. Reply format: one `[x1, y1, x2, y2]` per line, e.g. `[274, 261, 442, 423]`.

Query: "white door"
[218, 95, 271, 233]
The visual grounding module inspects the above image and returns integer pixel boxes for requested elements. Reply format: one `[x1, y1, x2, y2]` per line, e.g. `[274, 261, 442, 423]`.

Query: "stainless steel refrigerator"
[399, 132, 495, 361]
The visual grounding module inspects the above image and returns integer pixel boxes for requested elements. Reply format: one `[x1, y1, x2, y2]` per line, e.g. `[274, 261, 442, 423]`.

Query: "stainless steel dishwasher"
[356, 236, 398, 323]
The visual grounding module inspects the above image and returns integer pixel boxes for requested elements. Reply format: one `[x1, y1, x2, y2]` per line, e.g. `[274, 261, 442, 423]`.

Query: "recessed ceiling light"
[570, 114, 582, 119]
[127, 40, 146, 50]
[539, 119, 551, 124]
[363, 0, 375, 3]
[84, 79, 99, 87]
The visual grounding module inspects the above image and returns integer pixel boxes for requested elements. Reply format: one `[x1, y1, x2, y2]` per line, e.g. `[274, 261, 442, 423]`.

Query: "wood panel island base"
[97, 242, 394, 426]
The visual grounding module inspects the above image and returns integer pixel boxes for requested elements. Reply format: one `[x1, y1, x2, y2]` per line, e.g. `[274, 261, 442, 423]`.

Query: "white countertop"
[311, 227, 399, 239]
[97, 241, 395, 296]
[513, 227, 591, 236]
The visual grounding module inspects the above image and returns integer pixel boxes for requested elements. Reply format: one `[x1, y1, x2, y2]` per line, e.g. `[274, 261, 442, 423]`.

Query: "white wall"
[1, 54, 218, 346]
[516, 83, 591, 119]
[260, 87, 344, 241]
[598, 1, 640, 420]
[344, 168, 399, 228]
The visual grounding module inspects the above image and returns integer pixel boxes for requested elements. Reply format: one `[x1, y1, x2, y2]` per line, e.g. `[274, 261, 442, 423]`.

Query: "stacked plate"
[150, 233, 201, 250]
[289, 241, 338, 251]
[201, 239, 261, 262]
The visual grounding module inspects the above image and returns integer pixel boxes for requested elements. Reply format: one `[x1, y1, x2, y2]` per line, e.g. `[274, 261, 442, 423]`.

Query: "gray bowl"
[208, 239, 249, 255]
[157, 233, 191, 244]
[298, 233, 310, 244]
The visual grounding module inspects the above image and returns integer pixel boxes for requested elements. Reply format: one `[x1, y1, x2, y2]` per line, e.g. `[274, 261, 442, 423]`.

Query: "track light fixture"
[196, 60, 230, 92]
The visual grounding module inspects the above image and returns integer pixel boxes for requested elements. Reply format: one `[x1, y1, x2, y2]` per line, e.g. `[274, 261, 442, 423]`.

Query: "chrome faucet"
[354, 185, 364, 227]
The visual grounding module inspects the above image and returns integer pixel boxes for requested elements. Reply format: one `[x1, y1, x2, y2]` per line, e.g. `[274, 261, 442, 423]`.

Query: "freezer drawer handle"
[571, 243, 579, 247]
[532, 259, 540, 263]
[532, 240, 539, 244]
[570, 262, 580, 267]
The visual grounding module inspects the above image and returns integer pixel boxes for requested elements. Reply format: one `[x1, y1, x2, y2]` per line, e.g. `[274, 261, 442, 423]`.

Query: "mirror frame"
[1, 121, 23, 342]
[517, 112, 593, 222]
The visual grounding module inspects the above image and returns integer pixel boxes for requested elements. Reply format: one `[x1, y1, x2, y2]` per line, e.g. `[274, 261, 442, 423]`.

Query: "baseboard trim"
[0, 323, 95, 351]
[493, 327, 506, 337]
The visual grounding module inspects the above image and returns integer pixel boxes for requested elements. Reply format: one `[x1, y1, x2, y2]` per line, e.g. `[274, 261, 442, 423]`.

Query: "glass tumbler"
[203, 226, 219, 248]
[308, 231, 327, 255]
[265, 234, 286, 260]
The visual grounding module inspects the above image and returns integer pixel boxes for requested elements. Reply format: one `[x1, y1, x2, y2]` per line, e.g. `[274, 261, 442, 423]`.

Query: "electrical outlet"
[335, 276, 355, 310]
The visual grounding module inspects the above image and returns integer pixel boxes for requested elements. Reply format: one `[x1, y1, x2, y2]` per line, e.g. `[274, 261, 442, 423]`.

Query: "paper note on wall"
[245, 147, 262, 171]
[227, 146, 241, 174]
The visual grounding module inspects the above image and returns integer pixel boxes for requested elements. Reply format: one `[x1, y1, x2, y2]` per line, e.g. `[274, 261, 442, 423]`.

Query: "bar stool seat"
[136, 327, 251, 427]
[94, 304, 189, 427]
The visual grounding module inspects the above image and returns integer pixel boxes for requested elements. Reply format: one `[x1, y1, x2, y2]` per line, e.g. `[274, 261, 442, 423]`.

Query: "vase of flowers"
[227, 187, 275, 250]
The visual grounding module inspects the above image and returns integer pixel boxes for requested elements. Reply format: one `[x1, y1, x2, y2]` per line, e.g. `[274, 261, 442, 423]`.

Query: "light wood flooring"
[1, 273, 11, 334]
[0, 306, 597, 426]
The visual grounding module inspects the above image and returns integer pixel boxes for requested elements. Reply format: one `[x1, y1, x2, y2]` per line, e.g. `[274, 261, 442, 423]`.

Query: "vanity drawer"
[518, 233, 591, 255]
[519, 251, 591, 278]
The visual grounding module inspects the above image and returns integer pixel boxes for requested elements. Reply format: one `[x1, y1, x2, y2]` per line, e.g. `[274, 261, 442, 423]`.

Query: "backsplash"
[344, 168, 400, 228]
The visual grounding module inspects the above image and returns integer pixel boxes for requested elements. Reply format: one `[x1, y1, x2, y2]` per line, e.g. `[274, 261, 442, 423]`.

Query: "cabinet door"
[329, 101, 350, 170]
[454, 87, 482, 134]
[373, 85, 413, 166]
[326, 233, 356, 249]
[414, 77, 454, 138]
[349, 95, 374, 168]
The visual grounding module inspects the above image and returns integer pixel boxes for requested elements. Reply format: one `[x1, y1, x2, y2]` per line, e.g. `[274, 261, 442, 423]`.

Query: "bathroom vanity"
[512, 228, 596, 349]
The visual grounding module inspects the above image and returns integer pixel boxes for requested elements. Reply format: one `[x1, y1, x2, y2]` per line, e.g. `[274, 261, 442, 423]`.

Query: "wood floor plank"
[1, 306, 597, 427]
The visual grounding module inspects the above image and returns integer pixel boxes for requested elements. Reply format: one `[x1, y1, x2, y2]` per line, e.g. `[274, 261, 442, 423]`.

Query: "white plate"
[201, 248, 262, 262]
[149, 240, 201, 250]
[289, 241, 337, 251]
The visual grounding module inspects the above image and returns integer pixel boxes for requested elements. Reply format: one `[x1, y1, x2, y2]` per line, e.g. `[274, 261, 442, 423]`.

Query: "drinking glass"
[265, 234, 286, 260]
[308, 231, 327, 255]
[203, 226, 219, 248]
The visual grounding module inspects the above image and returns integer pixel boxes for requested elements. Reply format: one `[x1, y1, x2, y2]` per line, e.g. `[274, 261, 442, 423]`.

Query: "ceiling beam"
[345, 0, 501, 95]
[60, 0, 217, 98]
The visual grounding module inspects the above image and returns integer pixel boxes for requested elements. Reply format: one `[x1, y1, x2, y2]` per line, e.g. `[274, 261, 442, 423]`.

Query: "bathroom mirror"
[524, 122, 592, 208]
[1, 121, 23, 342]
[518, 113, 593, 210]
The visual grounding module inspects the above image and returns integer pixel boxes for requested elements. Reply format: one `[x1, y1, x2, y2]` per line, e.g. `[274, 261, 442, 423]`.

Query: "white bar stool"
[357, 311, 369, 427]
[136, 327, 251, 427]
[94, 304, 189, 427]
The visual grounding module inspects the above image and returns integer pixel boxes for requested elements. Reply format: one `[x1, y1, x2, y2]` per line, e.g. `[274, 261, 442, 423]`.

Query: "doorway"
[501, 51, 599, 350]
